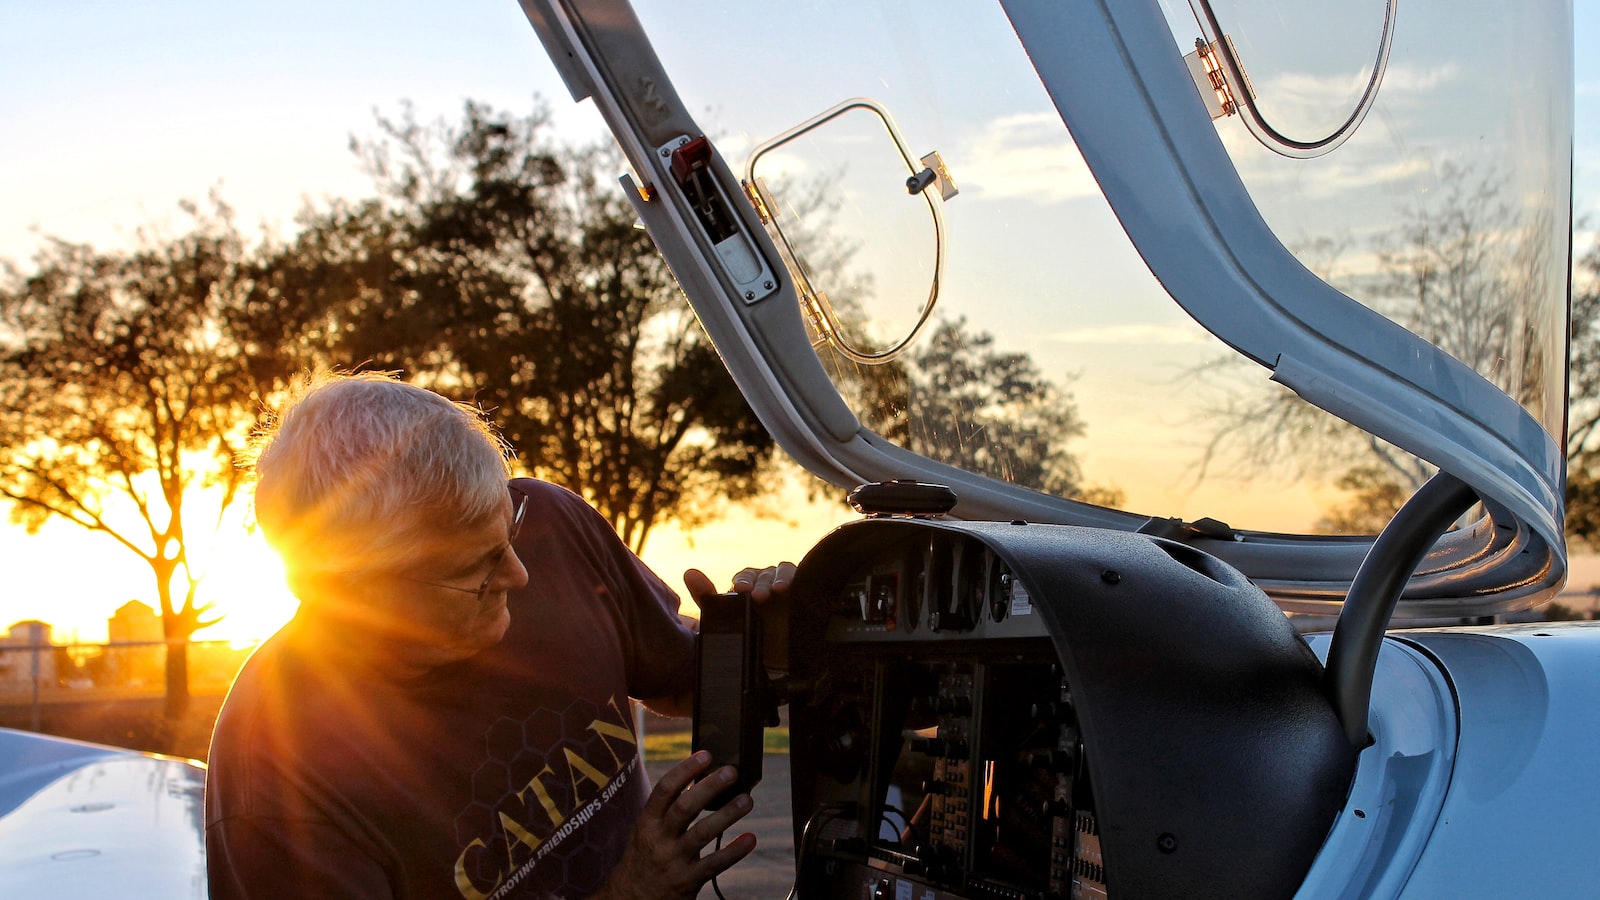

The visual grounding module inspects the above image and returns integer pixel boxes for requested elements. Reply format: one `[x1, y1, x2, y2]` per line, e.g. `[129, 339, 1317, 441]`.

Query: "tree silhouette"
[1565, 231, 1600, 546]
[1195, 165, 1565, 533]
[836, 316, 1115, 504]
[1311, 466, 1411, 534]
[757, 164, 1113, 505]
[0, 201, 268, 718]
[269, 101, 778, 551]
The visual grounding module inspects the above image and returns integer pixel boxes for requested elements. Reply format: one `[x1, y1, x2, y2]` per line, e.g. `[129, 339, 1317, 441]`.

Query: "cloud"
[946, 63, 1462, 210]
[1251, 62, 1461, 111]
[952, 111, 1100, 205]
[1224, 140, 1434, 199]
[1360, 62, 1462, 94]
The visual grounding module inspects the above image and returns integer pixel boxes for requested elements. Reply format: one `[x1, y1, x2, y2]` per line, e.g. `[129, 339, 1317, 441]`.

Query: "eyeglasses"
[399, 491, 529, 604]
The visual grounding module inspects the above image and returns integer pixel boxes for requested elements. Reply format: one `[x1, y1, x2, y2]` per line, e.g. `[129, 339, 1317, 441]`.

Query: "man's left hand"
[683, 562, 796, 672]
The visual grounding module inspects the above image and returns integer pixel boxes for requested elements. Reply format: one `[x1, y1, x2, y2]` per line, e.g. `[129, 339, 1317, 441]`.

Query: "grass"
[0, 694, 224, 761]
[3, 697, 791, 766]
[642, 726, 791, 762]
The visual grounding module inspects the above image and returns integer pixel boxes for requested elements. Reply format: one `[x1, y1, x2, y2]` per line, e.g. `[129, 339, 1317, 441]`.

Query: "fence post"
[29, 642, 41, 733]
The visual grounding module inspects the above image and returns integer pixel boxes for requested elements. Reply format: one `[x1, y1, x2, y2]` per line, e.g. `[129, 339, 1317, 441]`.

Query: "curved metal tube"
[1324, 471, 1481, 748]
[743, 97, 947, 365]
[1189, 0, 1398, 158]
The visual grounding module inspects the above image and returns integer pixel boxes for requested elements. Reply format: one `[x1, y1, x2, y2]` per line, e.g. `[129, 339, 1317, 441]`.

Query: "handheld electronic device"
[692, 591, 765, 809]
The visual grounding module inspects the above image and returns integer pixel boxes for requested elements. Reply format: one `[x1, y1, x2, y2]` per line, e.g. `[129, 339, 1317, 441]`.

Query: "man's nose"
[502, 546, 530, 590]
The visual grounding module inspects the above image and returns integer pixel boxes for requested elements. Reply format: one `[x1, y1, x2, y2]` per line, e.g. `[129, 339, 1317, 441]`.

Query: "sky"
[1, 0, 1597, 643]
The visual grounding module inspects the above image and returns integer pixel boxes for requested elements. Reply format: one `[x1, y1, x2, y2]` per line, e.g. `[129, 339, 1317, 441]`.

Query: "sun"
[0, 489, 301, 646]
[190, 519, 300, 644]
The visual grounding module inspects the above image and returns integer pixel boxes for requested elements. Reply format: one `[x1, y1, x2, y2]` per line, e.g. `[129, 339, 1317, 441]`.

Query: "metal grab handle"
[743, 97, 948, 365]
[1324, 470, 1479, 748]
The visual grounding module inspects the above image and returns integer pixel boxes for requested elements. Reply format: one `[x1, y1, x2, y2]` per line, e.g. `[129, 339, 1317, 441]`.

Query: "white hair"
[248, 371, 513, 583]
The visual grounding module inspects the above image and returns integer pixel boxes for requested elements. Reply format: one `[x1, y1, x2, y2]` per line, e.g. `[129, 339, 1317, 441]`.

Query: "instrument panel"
[794, 531, 1099, 899]
[828, 531, 1050, 643]
[785, 517, 1354, 899]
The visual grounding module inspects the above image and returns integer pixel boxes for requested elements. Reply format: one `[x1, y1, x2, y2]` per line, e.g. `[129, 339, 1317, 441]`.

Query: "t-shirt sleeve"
[515, 479, 697, 702]
[207, 816, 392, 900]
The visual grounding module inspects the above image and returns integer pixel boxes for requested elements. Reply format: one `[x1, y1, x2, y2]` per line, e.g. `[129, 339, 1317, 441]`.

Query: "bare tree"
[0, 201, 268, 718]
[1194, 165, 1561, 532]
[1564, 229, 1600, 546]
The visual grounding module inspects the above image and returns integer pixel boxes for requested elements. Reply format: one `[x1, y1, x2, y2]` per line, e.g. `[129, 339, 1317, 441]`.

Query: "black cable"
[784, 802, 856, 900]
[1323, 470, 1479, 748]
[710, 832, 730, 900]
[878, 806, 911, 846]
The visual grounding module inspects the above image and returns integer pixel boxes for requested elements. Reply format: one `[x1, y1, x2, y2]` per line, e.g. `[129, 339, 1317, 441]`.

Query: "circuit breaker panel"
[784, 517, 1356, 899]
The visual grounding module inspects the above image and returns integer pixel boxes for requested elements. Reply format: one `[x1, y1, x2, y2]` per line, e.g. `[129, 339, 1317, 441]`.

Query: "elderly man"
[205, 372, 791, 899]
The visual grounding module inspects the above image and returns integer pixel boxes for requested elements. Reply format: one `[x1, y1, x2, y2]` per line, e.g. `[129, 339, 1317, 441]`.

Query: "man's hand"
[684, 563, 796, 671]
[646, 564, 799, 719]
[728, 562, 796, 602]
[596, 751, 756, 900]
[682, 562, 796, 604]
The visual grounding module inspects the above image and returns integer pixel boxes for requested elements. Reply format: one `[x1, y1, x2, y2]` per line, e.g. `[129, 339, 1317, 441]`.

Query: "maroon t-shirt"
[205, 479, 696, 899]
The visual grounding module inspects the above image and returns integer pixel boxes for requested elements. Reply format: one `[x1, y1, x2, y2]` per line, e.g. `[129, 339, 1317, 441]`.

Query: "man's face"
[374, 494, 530, 671]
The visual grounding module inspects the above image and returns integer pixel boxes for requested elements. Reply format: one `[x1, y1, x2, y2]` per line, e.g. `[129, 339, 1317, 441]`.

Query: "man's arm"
[638, 611, 697, 718]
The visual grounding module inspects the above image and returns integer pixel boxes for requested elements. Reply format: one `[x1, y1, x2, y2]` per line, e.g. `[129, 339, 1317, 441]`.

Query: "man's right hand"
[596, 750, 756, 900]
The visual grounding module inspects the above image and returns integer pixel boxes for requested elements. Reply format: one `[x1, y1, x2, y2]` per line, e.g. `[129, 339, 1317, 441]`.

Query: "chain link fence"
[0, 640, 260, 731]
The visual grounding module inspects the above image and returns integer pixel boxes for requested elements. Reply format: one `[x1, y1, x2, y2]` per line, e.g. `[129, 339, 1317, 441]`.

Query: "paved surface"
[644, 756, 797, 900]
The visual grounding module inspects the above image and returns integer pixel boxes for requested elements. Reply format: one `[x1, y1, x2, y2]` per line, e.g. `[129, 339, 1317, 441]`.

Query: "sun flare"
[192, 526, 300, 643]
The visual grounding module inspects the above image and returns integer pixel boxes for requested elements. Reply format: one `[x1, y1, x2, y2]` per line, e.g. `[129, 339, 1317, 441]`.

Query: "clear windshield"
[1162, 0, 1572, 429]
[624, 0, 1570, 535]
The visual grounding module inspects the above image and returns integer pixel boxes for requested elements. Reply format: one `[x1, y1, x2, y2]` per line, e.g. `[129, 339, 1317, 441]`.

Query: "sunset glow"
[0, 0, 1597, 645]
[186, 526, 301, 644]
[0, 493, 299, 645]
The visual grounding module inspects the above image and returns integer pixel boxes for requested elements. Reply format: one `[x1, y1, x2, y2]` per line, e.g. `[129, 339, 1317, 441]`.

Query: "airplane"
[511, 0, 1593, 897]
[0, 726, 206, 895]
[0, 1, 1588, 897]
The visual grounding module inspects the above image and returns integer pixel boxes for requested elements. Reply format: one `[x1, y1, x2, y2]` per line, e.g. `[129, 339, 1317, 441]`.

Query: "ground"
[0, 693, 224, 760]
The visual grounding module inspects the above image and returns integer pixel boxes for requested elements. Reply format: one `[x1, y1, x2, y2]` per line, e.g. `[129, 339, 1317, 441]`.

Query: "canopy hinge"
[1185, 36, 1253, 120]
